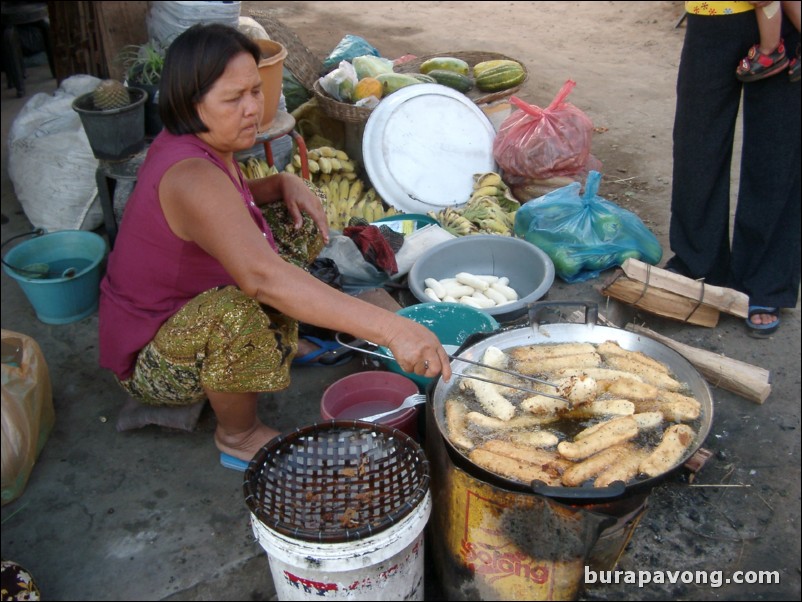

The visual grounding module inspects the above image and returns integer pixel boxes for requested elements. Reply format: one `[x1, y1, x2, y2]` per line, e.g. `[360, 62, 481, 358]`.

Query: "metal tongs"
[334, 333, 567, 402]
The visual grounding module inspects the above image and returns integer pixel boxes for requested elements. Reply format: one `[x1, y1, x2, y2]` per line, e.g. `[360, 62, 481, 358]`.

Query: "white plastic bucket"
[251, 491, 431, 601]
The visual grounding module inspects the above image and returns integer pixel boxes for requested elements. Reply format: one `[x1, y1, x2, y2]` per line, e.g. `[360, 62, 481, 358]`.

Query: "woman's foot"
[736, 41, 789, 82]
[749, 312, 778, 327]
[292, 335, 354, 366]
[214, 421, 280, 462]
[745, 306, 781, 337]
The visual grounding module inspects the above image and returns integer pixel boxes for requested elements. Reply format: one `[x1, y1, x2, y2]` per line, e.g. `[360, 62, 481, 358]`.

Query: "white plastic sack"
[148, 1, 242, 47]
[319, 61, 358, 102]
[8, 75, 103, 232]
[318, 235, 388, 293]
[238, 15, 270, 41]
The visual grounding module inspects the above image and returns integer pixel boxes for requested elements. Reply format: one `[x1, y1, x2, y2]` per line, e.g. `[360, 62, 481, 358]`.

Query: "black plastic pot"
[128, 81, 162, 138]
[72, 87, 147, 161]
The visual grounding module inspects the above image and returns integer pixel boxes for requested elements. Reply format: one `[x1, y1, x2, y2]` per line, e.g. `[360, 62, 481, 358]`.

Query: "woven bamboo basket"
[395, 50, 529, 104]
[244, 420, 430, 543]
[312, 80, 376, 124]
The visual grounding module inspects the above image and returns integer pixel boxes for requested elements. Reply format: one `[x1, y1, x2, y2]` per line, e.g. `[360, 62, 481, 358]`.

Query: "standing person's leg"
[668, 14, 745, 284]
[733, 21, 802, 329]
[782, 1, 801, 31]
[784, 1, 802, 80]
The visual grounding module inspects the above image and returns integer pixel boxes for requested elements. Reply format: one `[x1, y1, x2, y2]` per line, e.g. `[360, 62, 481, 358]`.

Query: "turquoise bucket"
[2, 230, 107, 324]
[380, 302, 500, 389]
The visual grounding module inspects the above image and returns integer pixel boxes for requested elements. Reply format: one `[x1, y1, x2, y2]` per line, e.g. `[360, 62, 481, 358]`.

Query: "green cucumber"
[426, 69, 474, 93]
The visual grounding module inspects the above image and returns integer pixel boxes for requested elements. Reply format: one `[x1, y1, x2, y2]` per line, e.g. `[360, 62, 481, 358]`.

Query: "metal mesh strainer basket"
[244, 420, 430, 543]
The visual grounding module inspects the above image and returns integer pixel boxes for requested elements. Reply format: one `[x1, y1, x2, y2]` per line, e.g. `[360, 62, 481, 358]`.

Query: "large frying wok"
[430, 302, 714, 501]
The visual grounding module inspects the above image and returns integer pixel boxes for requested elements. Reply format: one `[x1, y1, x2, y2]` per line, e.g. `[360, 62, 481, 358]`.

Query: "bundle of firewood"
[600, 259, 749, 328]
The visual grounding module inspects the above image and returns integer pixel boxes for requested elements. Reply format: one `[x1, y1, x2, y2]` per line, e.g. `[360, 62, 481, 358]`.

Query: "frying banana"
[508, 342, 596, 362]
[470, 440, 571, 487]
[574, 412, 662, 441]
[562, 444, 628, 487]
[445, 398, 474, 450]
[520, 394, 570, 416]
[557, 416, 639, 460]
[464, 376, 516, 421]
[509, 430, 560, 448]
[634, 392, 701, 421]
[512, 352, 602, 375]
[640, 423, 696, 477]
[555, 374, 599, 406]
[563, 399, 636, 419]
[596, 341, 671, 375]
[595, 447, 649, 488]
[552, 367, 646, 383]
[604, 355, 682, 391]
[574, 415, 635, 441]
[599, 377, 659, 401]
[466, 411, 558, 431]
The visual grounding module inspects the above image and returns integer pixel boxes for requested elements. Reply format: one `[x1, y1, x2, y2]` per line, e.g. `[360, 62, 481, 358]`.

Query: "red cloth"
[343, 225, 398, 275]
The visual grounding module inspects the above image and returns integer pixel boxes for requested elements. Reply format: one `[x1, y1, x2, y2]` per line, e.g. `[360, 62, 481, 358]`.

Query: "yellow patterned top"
[685, 1, 756, 15]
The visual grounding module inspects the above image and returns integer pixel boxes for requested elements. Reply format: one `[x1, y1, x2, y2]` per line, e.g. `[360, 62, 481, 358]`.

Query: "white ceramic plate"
[363, 84, 497, 214]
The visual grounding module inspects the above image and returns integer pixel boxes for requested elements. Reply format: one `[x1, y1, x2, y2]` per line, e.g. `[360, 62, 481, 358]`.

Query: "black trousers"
[668, 11, 801, 309]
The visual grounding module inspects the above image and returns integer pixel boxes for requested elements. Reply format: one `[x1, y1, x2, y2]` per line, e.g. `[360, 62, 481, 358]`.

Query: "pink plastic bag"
[493, 80, 594, 179]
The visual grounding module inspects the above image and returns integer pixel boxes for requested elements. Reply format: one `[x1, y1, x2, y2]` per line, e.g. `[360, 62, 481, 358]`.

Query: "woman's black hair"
[159, 23, 261, 135]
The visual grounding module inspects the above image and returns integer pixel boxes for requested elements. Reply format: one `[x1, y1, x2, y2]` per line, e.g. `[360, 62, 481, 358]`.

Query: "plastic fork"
[359, 394, 427, 423]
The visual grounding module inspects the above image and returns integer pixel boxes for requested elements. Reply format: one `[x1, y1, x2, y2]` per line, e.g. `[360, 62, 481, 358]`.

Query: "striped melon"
[475, 62, 526, 92]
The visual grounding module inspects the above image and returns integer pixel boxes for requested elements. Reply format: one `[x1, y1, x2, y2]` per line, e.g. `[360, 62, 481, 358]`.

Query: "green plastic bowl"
[380, 302, 499, 389]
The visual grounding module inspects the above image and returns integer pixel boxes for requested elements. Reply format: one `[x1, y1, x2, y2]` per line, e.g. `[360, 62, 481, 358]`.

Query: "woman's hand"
[248, 172, 330, 244]
[277, 173, 330, 244]
[383, 318, 452, 382]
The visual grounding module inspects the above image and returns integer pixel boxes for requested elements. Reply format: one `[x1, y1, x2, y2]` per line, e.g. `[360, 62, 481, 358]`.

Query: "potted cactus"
[72, 79, 148, 161]
[118, 40, 166, 137]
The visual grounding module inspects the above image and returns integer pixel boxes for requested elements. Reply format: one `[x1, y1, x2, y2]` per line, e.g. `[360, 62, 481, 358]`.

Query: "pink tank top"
[99, 130, 277, 380]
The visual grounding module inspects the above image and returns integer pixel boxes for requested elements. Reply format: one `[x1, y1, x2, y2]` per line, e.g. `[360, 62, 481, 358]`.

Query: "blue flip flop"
[220, 452, 250, 472]
[292, 335, 354, 367]
[745, 306, 780, 337]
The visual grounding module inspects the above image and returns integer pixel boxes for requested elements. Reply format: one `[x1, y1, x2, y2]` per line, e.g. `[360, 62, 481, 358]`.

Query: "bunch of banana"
[460, 195, 516, 235]
[238, 156, 279, 179]
[284, 146, 356, 178]
[469, 172, 521, 213]
[319, 176, 400, 230]
[283, 144, 401, 230]
[429, 207, 478, 237]
[427, 172, 521, 236]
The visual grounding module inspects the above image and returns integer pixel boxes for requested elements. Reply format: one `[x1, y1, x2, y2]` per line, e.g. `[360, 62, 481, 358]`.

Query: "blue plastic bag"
[322, 35, 380, 73]
[513, 171, 663, 283]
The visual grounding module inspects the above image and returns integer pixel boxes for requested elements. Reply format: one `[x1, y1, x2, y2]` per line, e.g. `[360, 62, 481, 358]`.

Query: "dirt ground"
[0, 2, 798, 601]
